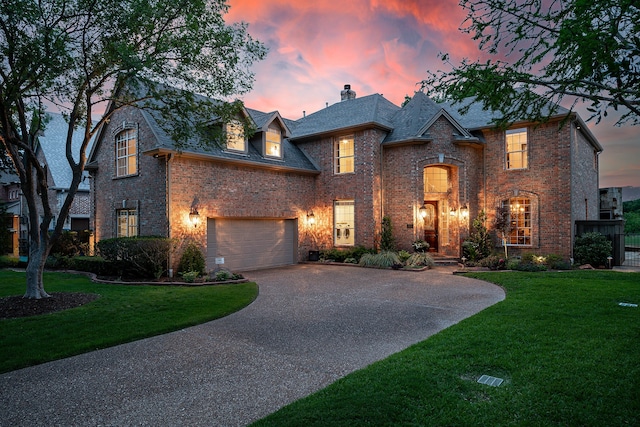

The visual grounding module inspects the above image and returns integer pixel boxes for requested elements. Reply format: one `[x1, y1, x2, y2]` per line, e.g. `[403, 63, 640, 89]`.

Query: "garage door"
[206, 218, 296, 272]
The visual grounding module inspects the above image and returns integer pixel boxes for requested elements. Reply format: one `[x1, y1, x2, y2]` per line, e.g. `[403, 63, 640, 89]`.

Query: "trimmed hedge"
[97, 236, 172, 279]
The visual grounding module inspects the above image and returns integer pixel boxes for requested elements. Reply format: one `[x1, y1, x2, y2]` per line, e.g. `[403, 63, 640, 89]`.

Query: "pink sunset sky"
[226, 0, 639, 189]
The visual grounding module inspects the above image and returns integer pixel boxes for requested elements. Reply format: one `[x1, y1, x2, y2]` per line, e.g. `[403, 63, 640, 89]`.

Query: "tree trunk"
[23, 238, 50, 299]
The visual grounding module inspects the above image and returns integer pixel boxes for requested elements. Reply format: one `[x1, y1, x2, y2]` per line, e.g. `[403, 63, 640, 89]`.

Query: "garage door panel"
[207, 219, 295, 271]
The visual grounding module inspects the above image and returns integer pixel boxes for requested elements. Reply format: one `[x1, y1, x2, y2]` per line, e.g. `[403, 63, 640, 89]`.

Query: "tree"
[0, 0, 266, 298]
[494, 205, 512, 259]
[421, 0, 640, 127]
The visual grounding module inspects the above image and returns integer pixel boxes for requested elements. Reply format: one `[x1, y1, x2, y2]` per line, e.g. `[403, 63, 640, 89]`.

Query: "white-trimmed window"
[502, 198, 531, 245]
[266, 125, 282, 158]
[226, 121, 246, 153]
[334, 135, 354, 174]
[424, 166, 449, 193]
[115, 129, 137, 177]
[334, 200, 354, 246]
[117, 209, 138, 237]
[506, 128, 528, 170]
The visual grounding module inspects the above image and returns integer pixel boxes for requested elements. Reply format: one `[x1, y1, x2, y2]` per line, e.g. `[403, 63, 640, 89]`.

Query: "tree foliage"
[421, 0, 640, 127]
[0, 0, 266, 297]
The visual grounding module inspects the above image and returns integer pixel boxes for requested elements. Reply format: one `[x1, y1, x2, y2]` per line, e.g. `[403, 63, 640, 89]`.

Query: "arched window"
[502, 197, 531, 245]
[115, 129, 137, 177]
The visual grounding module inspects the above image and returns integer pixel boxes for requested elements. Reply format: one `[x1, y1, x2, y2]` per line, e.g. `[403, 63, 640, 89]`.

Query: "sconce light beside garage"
[189, 207, 200, 228]
[450, 207, 457, 217]
[307, 210, 315, 225]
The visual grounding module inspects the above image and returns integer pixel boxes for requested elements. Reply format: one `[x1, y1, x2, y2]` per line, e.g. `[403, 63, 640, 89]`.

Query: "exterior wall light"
[307, 210, 315, 225]
[460, 205, 469, 219]
[450, 207, 457, 217]
[419, 204, 428, 218]
[189, 207, 200, 228]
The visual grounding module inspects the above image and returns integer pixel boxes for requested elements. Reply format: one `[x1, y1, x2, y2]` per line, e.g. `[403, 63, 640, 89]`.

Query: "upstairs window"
[266, 125, 282, 158]
[424, 166, 449, 193]
[334, 135, 354, 174]
[506, 128, 528, 170]
[115, 129, 137, 177]
[226, 121, 246, 153]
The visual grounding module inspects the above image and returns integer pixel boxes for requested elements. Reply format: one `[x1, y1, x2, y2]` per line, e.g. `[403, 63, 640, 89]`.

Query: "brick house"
[88, 85, 603, 272]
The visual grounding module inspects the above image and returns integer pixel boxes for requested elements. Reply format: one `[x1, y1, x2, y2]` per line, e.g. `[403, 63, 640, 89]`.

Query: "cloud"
[226, 0, 640, 188]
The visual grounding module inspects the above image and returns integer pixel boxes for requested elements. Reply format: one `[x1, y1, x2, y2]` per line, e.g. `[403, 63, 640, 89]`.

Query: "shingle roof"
[384, 92, 443, 143]
[38, 113, 93, 190]
[290, 94, 400, 140]
[140, 108, 318, 172]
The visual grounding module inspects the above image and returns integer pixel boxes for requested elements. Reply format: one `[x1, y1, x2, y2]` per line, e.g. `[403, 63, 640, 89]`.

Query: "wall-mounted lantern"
[419, 204, 428, 219]
[450, 207, 457, 217]
[307, 210, 315, 225]
[460, 205, 469, 219]
[189, 206, 200, 228]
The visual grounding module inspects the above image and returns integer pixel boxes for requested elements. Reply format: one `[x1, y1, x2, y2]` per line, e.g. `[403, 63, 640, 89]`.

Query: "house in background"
[0, 113, 93, 257]
[88, 84, 603, 272]
[0, 171, 22, 256]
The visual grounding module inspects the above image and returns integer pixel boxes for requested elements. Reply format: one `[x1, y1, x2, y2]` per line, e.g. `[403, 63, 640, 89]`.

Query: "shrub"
[463, 211, 492, 261]
[412, 239, 429, 253]
[398, 250, 411, 262]
[70, 256, 106, 275]
[0, 255, 19, 268]
[359, 251, 400, 268]
[514, 262, 548, 272]
[214, 269, 232, 281]
[544, 253, 572, 270]
[180, 271, 200, 283]
[97, 236, 172, 279]
[573, 232, 612, 266]
[178, 242, 206, 276]
[379, 216, 396, 251]
[320, 246, 373, 263]
[344, 257, 358, 264]
[405, 252, 435, 268]
[480, 255, 507, 270]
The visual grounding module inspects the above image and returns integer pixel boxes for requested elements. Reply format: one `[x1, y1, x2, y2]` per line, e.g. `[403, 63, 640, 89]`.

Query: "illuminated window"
[115, 129, 137, 177]
[334, 200, 354, 246]
[334, 135, 354, 174]
[506, 128, 528, 170]
[226, 121, 246, 152]
[424, 166, 449, 193]
[502, 198, 531, 245]
[117, 209, 138, 237]
[266, 125, 282, 158]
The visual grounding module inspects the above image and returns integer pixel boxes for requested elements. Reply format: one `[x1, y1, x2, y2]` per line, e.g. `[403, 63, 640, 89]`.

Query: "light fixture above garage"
[307, 210, 315, 225]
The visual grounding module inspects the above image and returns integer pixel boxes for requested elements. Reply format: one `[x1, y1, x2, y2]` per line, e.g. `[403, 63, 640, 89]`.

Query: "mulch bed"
[0, 293, 100, 319]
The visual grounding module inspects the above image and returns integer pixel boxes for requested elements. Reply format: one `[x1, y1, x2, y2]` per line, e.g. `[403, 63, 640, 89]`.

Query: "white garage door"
[207, 218, 296, 272]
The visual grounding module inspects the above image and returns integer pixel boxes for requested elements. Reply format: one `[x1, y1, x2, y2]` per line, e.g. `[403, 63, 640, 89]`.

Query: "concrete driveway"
[0, 264, 504, 427]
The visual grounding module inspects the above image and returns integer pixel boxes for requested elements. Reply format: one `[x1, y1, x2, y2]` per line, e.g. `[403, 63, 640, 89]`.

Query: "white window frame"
[225, 121, 247, 153]
[506, 128, 528, 170]
[115, 129, 138, 177]
[334, 135, 354, 174]
[117, 209, 138, 237]
[265, 125, 282, 158]
[502, 198, 531, 246]
[334, 200, 355, 246]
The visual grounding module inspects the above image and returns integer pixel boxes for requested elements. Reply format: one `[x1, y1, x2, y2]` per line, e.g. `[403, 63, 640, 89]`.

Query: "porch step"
[430, 255, 460, 266]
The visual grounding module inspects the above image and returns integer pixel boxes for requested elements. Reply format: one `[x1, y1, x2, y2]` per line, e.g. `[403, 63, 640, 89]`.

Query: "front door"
[423, 201, 438, 252]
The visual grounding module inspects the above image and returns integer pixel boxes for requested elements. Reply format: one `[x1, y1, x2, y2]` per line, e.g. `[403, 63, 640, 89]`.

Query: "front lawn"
[252, 271, 640, 426]
[0, 270, 258, 373]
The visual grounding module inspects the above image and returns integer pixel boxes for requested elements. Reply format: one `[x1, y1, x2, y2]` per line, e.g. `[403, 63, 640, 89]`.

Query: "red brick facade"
[89, 89, 602, 270]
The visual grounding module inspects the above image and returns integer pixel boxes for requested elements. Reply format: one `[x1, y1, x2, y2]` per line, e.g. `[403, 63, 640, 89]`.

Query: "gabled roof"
[37, 113, 93, 191]
[246, 108, 292, 137]
[140, 108, 318, 173]
[384, 91, 475, 145]
[289, 94, 400, 141]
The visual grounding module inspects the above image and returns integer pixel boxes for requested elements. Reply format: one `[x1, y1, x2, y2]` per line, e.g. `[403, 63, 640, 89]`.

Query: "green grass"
[252, 271, 640, 426]
[0, 270, 258, 373]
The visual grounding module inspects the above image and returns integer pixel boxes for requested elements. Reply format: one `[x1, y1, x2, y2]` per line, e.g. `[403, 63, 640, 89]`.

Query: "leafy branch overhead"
[0, 0, 266, 298]
[421, 0, 640, 127]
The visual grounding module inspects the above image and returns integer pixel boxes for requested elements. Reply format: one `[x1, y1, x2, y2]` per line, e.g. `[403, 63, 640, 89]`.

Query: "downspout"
[166, 153, 173, 274]
[570, 120, 576, 260]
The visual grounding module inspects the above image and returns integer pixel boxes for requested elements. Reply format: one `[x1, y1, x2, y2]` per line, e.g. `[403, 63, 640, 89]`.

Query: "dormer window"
[226, 120, 246, 153]
[266, 125, 282, 158]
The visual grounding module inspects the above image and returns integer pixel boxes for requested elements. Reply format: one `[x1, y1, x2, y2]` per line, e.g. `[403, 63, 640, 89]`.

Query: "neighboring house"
[0, 113, 93, 256]
[88, 84, 603, 272]
[36, 113, 93, 234]
[0, 171, 22, 256]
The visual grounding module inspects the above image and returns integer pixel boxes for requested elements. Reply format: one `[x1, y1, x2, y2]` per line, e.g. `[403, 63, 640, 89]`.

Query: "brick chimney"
[340, 84, 356, 101]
